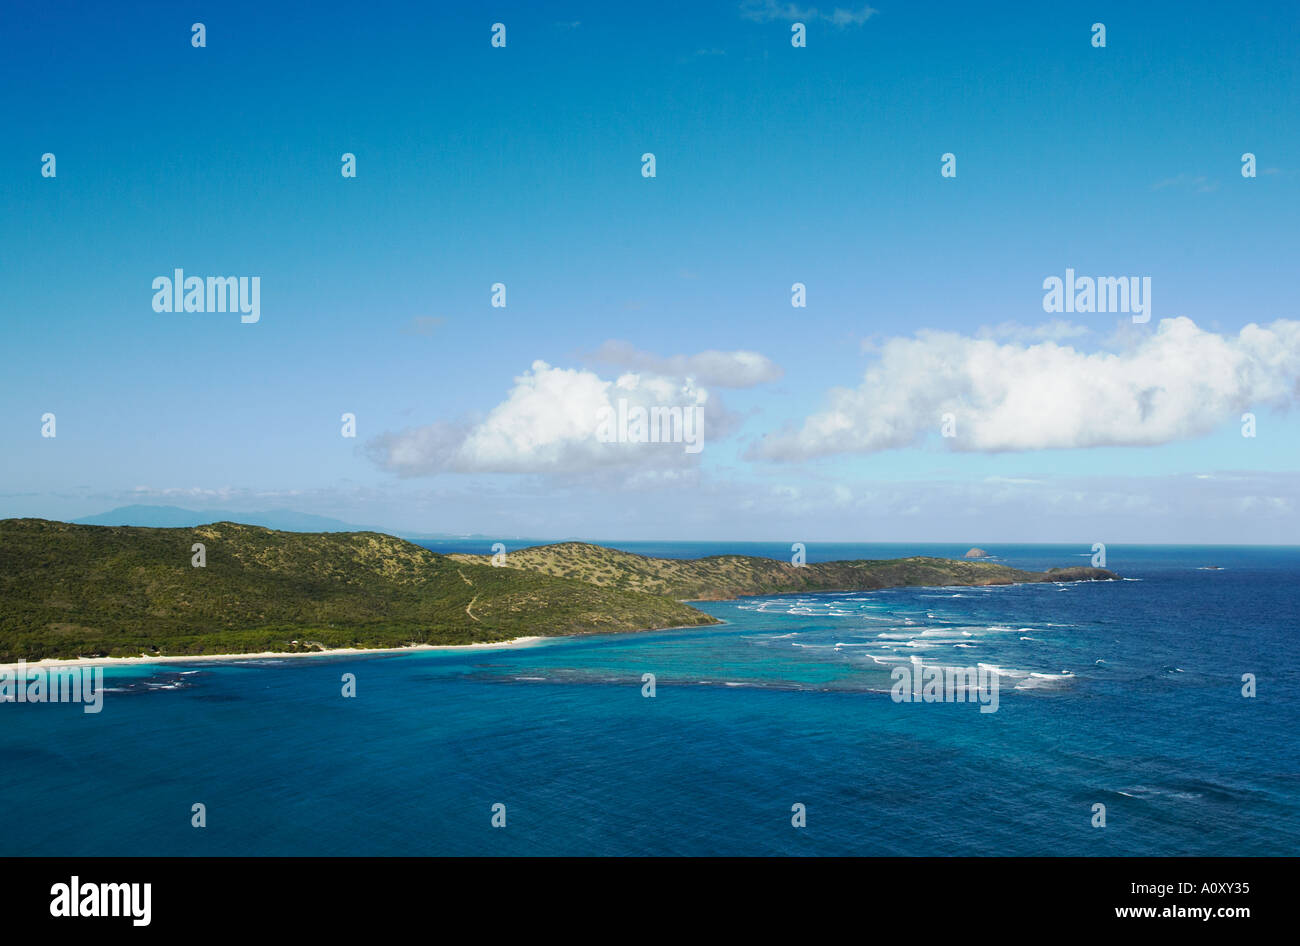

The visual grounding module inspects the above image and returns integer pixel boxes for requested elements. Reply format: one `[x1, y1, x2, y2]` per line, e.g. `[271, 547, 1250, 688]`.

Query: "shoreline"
[0, 636, 551, 673]
[0, 620, 722, 674]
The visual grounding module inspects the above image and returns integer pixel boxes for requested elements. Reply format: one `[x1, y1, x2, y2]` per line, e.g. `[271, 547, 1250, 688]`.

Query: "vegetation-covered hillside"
[449, 541, 1118, 600]
[0, 520, 719, 661]
[0, 521, 1118, 662]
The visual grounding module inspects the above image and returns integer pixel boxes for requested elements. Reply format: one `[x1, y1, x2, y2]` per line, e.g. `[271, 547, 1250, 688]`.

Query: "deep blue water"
[2, 543, 1297, 855]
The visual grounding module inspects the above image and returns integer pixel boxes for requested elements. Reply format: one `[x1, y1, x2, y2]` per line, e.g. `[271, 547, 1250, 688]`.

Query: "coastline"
[0, 619, 728, 674]
[0, 635, 550, 673]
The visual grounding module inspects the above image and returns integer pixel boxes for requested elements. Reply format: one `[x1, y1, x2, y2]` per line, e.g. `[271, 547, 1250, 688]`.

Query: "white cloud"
[1152, 173, 1220, 193]
[67, 469, 1300, 544]
[741, 1, 878, 25]
[751, 317, 1300, 459]
[369, 359, 736, 476]
[588, 340, 783, 387]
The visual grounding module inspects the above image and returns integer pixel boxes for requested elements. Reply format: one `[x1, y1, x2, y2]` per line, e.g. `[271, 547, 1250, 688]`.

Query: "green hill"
[0, 521, 1119, 662]
[448, 541, 1119, 600]
[0, 519, 718, 661]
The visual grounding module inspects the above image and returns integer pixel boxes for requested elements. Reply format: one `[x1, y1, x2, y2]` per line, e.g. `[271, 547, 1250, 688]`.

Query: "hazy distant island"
[0, 519, 1117, 663]
[964, 547, 990, 559]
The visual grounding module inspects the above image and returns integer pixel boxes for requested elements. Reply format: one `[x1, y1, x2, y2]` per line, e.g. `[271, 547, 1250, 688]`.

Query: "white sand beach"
[0, 636, 550, 673]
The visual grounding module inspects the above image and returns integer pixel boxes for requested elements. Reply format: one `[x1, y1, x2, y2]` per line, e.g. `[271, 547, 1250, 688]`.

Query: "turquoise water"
[2, 544, 1297, 855]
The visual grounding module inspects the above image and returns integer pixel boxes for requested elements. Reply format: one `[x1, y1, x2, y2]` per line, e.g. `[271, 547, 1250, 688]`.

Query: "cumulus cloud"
[587, 340, 783, 387]
[368, 359, 740, 476]
[750, 317, 1300, 459]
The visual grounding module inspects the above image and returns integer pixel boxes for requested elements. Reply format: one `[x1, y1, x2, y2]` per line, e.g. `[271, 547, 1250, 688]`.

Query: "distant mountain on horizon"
[68, 504, 493, 540]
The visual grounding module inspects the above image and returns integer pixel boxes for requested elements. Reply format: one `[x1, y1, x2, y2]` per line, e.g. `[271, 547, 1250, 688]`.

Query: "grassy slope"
[0, 520, 718, 661]
[449, 541, 1119, 600]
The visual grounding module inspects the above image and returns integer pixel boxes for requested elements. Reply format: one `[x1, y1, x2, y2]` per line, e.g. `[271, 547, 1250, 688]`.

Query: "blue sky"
[2, 1, 1298, 542]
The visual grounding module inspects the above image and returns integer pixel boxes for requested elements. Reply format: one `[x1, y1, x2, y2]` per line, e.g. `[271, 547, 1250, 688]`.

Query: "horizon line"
[9, 517, 1300, 549]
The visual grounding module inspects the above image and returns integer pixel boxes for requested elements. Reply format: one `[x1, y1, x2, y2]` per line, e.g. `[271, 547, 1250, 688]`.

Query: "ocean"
[3, 543, 1297, 856]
